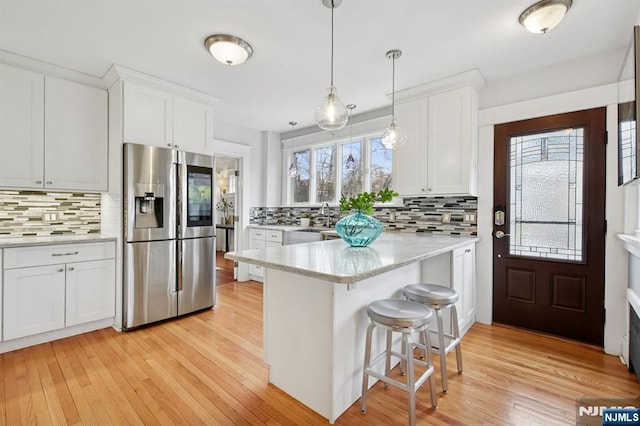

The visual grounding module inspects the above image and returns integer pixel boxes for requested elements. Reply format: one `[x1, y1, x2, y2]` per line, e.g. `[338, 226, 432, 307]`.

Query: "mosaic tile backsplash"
[0, 190, 101, 237]
[250, 196, 477, 236]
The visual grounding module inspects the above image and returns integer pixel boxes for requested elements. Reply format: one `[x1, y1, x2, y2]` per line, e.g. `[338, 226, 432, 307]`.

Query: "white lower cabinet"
[4, 264, 66, 340]
[65, 259, 116, 327]
[248, 228, 283, 281]
[452, 243, 476, 335]
[2, 241, 116, 342]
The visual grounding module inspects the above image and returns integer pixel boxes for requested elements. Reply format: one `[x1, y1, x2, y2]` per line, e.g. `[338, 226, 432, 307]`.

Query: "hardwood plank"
[0, 279, 638, 425]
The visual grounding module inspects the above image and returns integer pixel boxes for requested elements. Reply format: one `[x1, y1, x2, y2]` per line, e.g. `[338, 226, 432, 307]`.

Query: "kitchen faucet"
[320, 202, 331, 227]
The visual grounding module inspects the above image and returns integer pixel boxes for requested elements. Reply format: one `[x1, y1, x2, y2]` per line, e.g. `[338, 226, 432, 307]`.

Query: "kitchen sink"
[283, 228, 324, 245]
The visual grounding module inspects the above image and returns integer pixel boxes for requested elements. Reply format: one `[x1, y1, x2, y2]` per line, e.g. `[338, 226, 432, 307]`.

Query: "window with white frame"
[286, 132, 393, 205]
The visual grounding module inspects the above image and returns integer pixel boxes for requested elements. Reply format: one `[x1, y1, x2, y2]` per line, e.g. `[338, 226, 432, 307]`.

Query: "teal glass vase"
[335, 210, 383, 247]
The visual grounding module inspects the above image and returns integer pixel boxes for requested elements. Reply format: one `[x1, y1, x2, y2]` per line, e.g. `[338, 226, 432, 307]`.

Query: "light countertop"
[226, 232, 478, 284]
[0, 234, 116, 249]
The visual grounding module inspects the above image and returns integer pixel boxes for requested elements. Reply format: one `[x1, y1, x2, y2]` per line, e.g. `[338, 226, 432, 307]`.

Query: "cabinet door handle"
[46, 181, 52, 185]
[57, 268, 64, 272]
[52, 251, 79, 257]
[67, 267, 75, 271]
[465, 248, 471, 253]
[35, 180, 42, 184]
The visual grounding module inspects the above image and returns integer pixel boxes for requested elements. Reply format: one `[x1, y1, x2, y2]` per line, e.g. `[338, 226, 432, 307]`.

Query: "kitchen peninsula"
[226, 232, 478, 423]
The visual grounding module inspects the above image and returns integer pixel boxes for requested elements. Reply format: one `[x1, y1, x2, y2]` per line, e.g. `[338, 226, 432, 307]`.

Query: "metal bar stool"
[360, 299, 438, 425]
[403, 284, 462, 393]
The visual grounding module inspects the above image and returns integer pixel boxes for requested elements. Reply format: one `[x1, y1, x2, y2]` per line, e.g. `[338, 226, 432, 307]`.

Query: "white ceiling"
[1, 0, 639, 134]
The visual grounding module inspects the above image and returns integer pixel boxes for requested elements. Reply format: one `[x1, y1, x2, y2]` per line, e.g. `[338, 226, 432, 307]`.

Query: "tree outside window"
[292, 149, 310, 203]
[316, 146, 335, 202]
[370, 137, 393, 192]
[341, 140, 363, 198]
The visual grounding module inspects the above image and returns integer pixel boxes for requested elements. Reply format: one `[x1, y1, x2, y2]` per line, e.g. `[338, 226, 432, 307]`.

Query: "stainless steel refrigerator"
[123, 143, 215, 329]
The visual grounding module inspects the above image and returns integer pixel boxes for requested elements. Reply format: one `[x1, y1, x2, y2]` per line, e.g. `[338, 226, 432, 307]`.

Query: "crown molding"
[393, 68, 486, 103]
[0, 49, 106, 88]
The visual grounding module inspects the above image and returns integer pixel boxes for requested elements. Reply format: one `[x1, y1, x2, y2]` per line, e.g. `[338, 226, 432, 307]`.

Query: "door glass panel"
[509, 128, 584, 261]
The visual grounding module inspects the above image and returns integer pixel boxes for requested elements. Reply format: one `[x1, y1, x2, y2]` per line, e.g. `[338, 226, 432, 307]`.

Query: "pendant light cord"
[391, 54, 395, 118]
[330, 1, 335, 87]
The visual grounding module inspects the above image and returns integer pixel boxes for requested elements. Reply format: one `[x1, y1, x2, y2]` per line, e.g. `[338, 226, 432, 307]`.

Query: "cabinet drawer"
[250, 239, 266, 250]
[249, 228, 265, 240]
[249, 263, 264, 277]
[4, 241, 115, 269]
[266, 230, 283, 243]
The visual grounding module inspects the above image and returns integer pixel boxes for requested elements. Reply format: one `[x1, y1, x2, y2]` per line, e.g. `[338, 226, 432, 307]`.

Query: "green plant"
[339, 188, 398, 215]
[299, 212, 312, 218]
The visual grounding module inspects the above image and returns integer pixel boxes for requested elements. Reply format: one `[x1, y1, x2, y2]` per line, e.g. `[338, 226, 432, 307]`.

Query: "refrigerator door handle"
[177, 241, 183, 292]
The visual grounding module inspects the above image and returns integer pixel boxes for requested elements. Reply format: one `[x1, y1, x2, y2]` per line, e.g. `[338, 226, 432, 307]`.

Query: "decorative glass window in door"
[509, 128, 584, 261]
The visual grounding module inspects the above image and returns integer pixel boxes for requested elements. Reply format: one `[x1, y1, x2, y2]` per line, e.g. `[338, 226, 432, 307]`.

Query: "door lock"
[495, 230, 510, 239]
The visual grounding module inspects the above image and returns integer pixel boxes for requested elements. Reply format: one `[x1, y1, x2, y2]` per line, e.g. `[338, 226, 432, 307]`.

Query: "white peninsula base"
[227, 233, 477, 423]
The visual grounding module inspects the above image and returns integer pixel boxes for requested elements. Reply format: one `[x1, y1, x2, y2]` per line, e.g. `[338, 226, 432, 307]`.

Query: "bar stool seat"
[403, 284, 463, 393]
[361, 299, 437, 426]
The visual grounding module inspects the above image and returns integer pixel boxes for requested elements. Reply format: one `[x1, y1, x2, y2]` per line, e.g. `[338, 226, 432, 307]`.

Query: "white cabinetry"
[0, 63, 108, 191]
[452, 243, 476, 335]
[122, 79, 214, 154]
[0, 64, 44, 188]
[2, 241, 115, 341]
[248, 228, 283, 281]
[45, 76, 108, 191]
[392, 70, 483, 197]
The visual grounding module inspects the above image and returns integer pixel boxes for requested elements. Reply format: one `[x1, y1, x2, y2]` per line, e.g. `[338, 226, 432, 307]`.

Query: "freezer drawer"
[178, 237, 215, 315]
[124, 240, 177, 329]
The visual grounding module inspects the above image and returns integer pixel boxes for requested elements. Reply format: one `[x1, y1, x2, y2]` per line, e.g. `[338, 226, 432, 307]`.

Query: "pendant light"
[287, 121, 298, 178]
[345, 104, 357, 170]
[381, 49, 407, 149]
[315, 0, 348, 131]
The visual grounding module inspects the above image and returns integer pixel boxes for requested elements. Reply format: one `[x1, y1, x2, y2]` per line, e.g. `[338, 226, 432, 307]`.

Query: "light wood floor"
[1, 280, 638, 425]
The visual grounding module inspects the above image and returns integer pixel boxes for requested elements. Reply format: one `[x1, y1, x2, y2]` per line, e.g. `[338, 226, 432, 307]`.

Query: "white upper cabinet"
[45, 76, 108, 191]
[123, 81, 173, 148]
[0, 63, 108, 192]
[427, 86, 476, 195]
[0, 64, 45, 188]
[392, 98, 429, 195]
[121, 77, 215, 154]
[392, 70, 483, 197]
[173, 96, 214, 154]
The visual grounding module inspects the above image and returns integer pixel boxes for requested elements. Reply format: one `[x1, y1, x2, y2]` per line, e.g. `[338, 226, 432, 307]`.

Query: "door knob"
[495, 230, 510, 239]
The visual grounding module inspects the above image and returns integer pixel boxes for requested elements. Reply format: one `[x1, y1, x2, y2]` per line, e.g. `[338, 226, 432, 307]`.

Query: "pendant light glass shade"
[287, 121, 298, 178]
[316, 0, 348, 131]
[381, 117, 407, 149]
[381, 49, 405, 150]
[316, 86, 349, 130]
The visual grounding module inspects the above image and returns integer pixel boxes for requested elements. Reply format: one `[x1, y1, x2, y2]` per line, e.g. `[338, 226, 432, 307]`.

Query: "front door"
[493, 108, 606, 346]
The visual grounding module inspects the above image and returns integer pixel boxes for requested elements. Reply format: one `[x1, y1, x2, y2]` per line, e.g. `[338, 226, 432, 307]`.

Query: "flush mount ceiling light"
[381, 49, 406, 150]
[315, 0, 349, 131]
[204, 34, 253, 65]
[519, 0, 572, 34]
